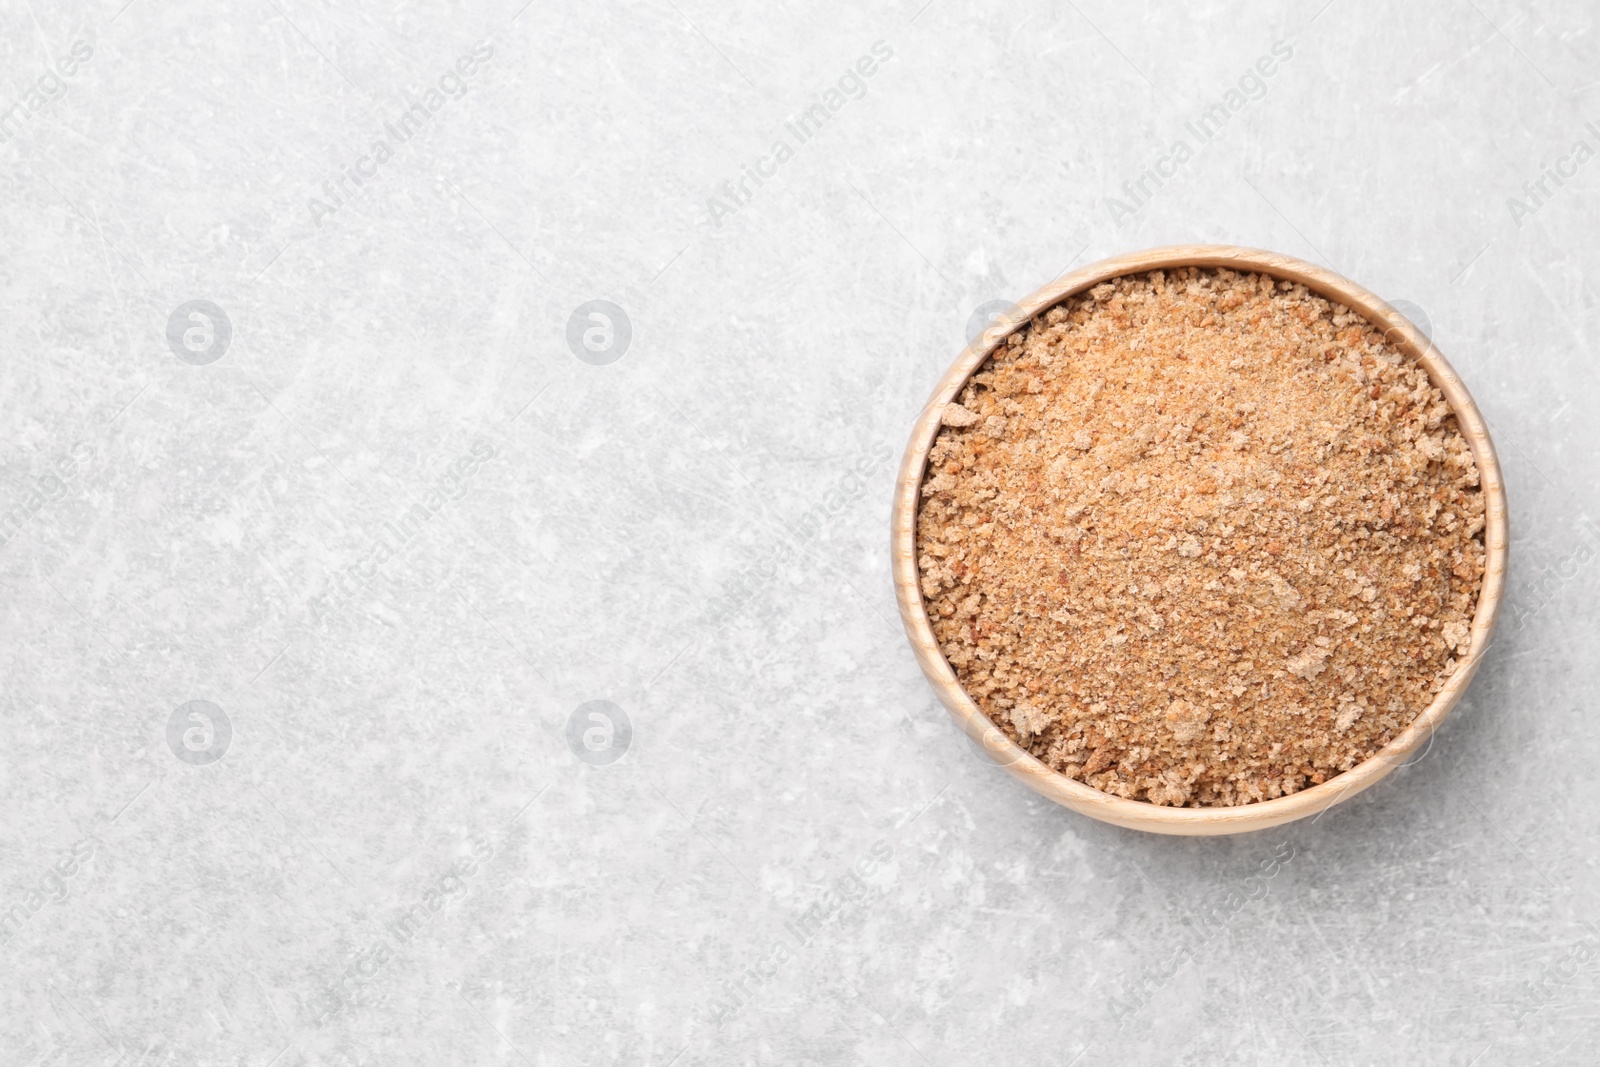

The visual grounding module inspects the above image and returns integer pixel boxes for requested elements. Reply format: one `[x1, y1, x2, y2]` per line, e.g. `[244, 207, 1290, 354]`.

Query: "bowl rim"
[891, 244, 1510, 836]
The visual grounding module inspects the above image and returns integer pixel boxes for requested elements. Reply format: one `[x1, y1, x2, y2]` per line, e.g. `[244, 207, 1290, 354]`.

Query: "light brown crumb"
[917, 267, 1486, 807]
[1164, 699, 1211, 743]
[941, 403, 982, 427]
[1286, 646, 1331, 680]
[1009, 701, 1055, 741]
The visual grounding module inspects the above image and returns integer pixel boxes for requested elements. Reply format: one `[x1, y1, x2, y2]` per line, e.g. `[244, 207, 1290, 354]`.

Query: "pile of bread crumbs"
[917, 268, 1485, 806]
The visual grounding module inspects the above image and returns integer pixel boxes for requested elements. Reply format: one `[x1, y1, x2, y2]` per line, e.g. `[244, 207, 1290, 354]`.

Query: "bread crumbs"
[916, 267, 1486, 807]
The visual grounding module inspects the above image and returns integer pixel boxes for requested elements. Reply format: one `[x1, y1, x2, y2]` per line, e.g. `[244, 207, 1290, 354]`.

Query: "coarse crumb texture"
[916, 268, 1486, 807]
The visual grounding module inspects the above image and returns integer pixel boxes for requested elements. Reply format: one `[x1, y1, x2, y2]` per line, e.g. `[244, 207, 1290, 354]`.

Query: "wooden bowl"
[892, 245, 1509, 835]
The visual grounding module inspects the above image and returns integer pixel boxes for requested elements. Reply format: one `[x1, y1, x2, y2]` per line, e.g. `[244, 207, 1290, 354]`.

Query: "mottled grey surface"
[0, 0, 1595, 1064]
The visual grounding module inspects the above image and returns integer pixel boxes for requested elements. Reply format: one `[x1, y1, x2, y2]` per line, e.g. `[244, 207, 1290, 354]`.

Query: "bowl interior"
[891, 245, 1508, 835]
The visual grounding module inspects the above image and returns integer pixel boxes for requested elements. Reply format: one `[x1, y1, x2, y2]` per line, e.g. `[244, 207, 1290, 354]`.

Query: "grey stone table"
[1, 0, 1595, 1064]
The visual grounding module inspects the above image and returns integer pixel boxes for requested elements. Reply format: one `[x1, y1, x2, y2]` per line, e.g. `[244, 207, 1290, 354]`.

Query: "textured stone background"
[0, 0, 1595, 1064]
